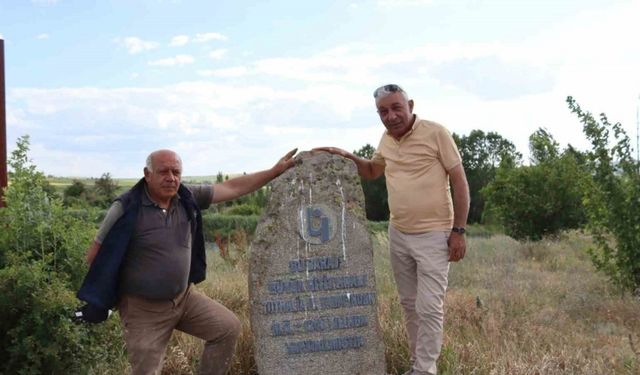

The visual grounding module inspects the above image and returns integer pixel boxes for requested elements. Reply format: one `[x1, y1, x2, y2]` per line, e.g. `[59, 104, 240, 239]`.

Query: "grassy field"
[92, 228, 640, 375]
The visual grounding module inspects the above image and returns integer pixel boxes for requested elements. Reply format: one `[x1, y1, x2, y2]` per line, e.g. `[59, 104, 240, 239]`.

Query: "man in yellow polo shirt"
[315, 84, 469, 375]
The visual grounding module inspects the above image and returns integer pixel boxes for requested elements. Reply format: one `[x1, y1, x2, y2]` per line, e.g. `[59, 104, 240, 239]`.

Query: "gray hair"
[145, 150, 182, 172]
[145, 154, 154, 171]
[373, 84, 409, 101]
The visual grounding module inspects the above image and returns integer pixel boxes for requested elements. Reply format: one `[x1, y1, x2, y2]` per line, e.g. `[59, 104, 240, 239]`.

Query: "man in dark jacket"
[77, 148, 297, 375]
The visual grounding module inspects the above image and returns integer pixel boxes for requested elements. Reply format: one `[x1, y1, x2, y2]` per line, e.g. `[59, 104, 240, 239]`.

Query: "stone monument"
[249, 151, 387, 375]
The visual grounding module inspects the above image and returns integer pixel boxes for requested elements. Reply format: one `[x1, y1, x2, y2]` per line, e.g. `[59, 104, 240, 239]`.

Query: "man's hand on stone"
[273, 148, 299, 175]
[312, 147, 349, 158]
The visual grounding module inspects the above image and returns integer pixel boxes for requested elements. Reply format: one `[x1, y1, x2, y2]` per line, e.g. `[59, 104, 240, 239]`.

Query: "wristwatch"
[451, 227, 466, 234]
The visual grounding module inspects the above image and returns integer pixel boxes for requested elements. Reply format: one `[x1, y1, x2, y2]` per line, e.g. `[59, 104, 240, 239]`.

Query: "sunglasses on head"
[373, 84, 405, 98]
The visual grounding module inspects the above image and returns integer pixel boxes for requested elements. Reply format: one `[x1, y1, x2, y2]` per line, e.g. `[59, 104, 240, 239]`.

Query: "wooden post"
[0, 38, 7, 208]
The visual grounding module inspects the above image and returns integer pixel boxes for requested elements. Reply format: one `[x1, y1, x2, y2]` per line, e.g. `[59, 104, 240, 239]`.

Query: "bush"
[0, 255, 123, 375]
[568, 97, 640, 292]
[202, 213, 259, 241]
[367, 220, 389, 234]
[354, 144, 390, 221]
[482, 129, 588, 241]
[66, 207, 107, 225]
[0, 136, 124, 373]
[222, 203, 262, 216]
[453, 130, 522, 224]
[0, 138, 92, 281]
[92, 173, 119, 208]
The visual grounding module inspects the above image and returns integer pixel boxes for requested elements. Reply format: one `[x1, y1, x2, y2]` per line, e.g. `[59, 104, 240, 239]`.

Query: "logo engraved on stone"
[307, 207, 329, 242]
[300, 204, 336, 244]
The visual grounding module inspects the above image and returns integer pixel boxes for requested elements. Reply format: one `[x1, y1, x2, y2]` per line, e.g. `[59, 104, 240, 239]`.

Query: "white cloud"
[120, 37, 160, 54]
[156, 111, 200, 133]
[194, 32, 227, 43]
[170, 33, 226, 47]
[252, 56, 376, 84]
[0, 34, 4, 40]
[209, 49, 227, 60]
[430, 56, 554, 100]
[7, 107, 38, 131]
[377, 0, 435, 8]
[202, 46, 398, 85]
[198, 67, 248, 78]
[8, 81, 376, 177]
[169, 35, 190, 47]
[36, 33, 49, 40]
[148, 55, 194, 66]
[31, 0, 59, 5]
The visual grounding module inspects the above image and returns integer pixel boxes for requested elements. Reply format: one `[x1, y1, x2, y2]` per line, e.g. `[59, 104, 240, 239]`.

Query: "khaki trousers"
[389, 225, 450, 375]
[118, 284, 241, 375]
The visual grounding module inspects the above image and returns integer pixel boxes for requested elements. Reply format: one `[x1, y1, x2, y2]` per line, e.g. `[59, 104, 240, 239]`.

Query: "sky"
[1, 0, 639, 178]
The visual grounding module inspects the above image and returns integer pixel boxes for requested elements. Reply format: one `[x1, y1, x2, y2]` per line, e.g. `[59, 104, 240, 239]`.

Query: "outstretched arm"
[212, 148, 298, 204]
[312, 147, 385, 180]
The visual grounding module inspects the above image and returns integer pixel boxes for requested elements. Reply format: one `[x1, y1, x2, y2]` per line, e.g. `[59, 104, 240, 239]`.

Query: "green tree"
[213, 170, 267, 213]
[64, 180, 86, 197]
[63, 179, 88, 207]
[529, 128, 559, 164]
[453, 130, 521, 223]
[354, 144, 389, 221]
[567, 96, 640, 292]
[482, 129, 587, 240]
[92, 172, 119, 208]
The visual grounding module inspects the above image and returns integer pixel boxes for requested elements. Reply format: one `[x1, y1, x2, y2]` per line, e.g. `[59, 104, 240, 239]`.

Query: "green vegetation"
[0, 136, 123, 375]
[568, 97, 640, 292]
[481, 98, 640, 291]
[62, 173, 120, 208]
[453, 129, 521, 224]
[202, 213, 258, 243]
[482, 128, 588, 240]
[353, 144, 389, 221]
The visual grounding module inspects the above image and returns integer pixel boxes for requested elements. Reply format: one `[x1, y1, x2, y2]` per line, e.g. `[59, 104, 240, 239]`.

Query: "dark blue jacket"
[77, 178, 206, 311]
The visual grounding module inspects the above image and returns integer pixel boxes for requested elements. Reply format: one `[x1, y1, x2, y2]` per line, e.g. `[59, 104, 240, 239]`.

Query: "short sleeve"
[95, 201, 125, 244]
[370, 135, 386, 166]
[436, 126, 462, 171]
[185, 184, 214, 210]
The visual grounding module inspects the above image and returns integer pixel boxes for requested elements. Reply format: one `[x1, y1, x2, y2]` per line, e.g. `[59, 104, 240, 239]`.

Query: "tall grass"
[121, 229, 639, 374]
[439, 230, 639, 375]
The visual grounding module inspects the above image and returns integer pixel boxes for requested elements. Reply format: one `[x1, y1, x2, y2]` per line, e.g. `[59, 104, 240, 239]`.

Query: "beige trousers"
[389, 225, 450, 375]
[118, 284, 241, 375]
